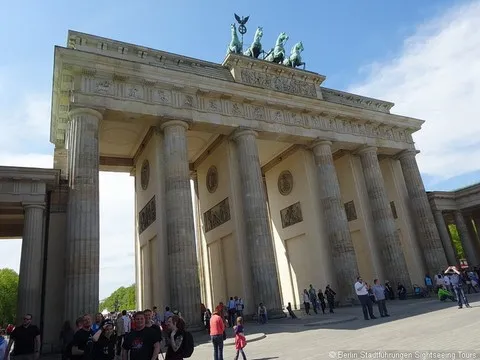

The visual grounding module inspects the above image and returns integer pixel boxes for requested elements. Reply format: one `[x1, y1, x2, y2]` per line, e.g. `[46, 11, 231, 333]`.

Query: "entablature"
[51, 46, 423, 152]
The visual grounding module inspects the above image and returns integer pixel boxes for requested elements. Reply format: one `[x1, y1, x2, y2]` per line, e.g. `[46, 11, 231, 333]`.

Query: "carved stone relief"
[140, 159, 150, 190]
[76, 75, 414, 146]
[240, 69, 317, 98]
[278, 170, 293, 196]
[344, 200, 357, 222]
[204, 197, 231, 233]
[206, 166, 218, 194]
[280, 202, 303, 228]
[139, 196, 156, 234]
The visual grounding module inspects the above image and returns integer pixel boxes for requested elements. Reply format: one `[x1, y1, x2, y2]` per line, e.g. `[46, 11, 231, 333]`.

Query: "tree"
[448, 224, 465, 259]
[0, 268, 19, 325]
[99, 284, 136, 312]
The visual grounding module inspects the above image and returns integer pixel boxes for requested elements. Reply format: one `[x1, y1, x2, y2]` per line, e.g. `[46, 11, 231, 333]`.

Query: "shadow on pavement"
[192, 293, 480, 348]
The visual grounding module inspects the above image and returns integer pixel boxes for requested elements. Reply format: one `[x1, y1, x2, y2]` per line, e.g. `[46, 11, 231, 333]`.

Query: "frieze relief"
[204, 197, 231, 233]
[75, 73, 414, 145]
[240, 69, 317, 98]
[280, 202, 303, 229]
[138, 196, 156, 234]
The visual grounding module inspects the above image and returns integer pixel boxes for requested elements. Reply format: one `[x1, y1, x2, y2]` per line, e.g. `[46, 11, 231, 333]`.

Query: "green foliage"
[448, 224, 465, 259]
[99, 284, 136, 313]
[0, 268, 19, 324]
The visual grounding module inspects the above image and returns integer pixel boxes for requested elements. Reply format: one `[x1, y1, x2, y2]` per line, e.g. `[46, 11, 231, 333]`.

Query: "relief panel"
[204, 197, 231, 233]
[280, 202, 303, 229]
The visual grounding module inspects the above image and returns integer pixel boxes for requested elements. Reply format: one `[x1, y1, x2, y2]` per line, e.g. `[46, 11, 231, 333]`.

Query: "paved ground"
[190, 293, 480, 359]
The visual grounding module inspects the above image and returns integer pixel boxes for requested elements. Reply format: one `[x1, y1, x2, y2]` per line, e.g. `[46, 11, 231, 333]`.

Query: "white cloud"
[349, 1, 480, 182]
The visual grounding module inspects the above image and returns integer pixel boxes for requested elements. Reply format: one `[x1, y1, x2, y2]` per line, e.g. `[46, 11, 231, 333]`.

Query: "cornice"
[0, 166, 60, 185]
[321, 87, 394, 114]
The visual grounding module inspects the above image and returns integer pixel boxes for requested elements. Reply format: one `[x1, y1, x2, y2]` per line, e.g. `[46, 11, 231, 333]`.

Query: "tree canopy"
[448, 224, 465, 259]
[99, 284, 136, 312]
[0, 268, 19, 325]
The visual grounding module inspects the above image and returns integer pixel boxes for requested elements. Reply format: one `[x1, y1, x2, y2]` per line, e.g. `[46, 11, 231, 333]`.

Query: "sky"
[0, 0, 479, 300]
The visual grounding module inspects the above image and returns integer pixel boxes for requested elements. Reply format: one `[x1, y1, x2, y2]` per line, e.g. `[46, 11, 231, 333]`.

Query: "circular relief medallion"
[278, 170, 293, 196]
[141, 160, 150, 190]
[206, 166, 218, 193]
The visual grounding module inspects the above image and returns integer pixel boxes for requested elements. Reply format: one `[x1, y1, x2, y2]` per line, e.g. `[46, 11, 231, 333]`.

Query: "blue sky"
[1, 0, 479, 299]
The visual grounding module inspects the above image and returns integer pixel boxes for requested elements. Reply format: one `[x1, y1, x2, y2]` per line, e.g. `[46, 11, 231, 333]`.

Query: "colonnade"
[42, 107, 449, 327]
[432, 207, 480, 268]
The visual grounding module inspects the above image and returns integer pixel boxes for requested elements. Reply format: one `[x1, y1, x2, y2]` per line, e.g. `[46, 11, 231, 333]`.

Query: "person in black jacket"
[91, 319, 117, 360]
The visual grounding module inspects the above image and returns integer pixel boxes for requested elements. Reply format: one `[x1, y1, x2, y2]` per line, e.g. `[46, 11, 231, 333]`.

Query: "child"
[234, 317, 247, 360]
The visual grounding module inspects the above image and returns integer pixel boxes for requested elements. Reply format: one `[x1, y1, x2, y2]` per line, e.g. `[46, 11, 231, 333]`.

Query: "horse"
[264, 32, 289, 64]
[283, 41, 305, 69]
[244, 26, 263, 58]
[226, 23, 242, 55]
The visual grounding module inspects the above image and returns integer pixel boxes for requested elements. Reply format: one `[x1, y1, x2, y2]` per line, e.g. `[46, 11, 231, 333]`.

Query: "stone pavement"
[38, 294, 480, 360]
[190, 293, 480, 359]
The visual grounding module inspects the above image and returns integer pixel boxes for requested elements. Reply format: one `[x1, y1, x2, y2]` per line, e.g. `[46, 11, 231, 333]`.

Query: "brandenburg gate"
[0, 26, 455, 350]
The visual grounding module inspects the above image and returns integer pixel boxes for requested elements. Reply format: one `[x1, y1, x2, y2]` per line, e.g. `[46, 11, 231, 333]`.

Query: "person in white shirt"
[450, 271, 471, 309]
[354, 276, 376, 320]
[121, 310, 131, 334]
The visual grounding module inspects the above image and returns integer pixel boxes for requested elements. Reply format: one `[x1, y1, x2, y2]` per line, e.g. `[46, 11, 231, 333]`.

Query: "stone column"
[161, 120, 202, 328]
[17, 203, 45, 322]
[311, 141, 358, 302]
[465, 213, 480, 264]
[398, 150, 448, 274]
[453, 210, 477, 266]
[64, 108, 101, 323]
[231, 129, 282, 314]
[358, 146, 410, 287]
[432, 209, 457, 265]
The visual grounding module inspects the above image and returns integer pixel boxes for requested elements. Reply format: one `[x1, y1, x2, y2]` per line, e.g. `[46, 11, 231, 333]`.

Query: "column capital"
[355, 145, 377, 156]
[310, 139, 332, 150]
[69, 107, 103, 121]
[395, 148, 420, 160]
[160, 120, 189, 131]
[230, 128, 258, 142]
[22, 202, 46, 210]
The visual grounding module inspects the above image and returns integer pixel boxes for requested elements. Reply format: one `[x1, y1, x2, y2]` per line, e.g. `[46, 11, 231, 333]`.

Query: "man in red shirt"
[210, 307, 225, 360]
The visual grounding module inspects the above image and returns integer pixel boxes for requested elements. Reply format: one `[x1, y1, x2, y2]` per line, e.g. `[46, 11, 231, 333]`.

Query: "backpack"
[182, 331, 194, 358]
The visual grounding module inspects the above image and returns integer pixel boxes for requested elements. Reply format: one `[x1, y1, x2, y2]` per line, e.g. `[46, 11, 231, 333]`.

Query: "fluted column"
[64, 108, 101, 323]
[231, 129, 282, 313]
[398, 150, 448, 274]
[453, 210, 477, 266]
[358, 147, 410, 287]
[161, 120, 201, 328]
[432, 209, 457, 265]
[465, 214, 480, 264]
[17, 203, 45, 322]
[312, 141, 358, 302]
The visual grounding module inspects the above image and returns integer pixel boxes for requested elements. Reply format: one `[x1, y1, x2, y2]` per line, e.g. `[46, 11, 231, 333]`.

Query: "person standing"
[302, 290, 311, 315]
[450, 270, 471, 309]
[115, 313, 125, 356]
[164, 315, 187, 360]
[233, 317, 247, 360]
[372, 279, 390, 317]
[4, 314, 40, 360]
[354, 277, 376, 320]
[325, 285, 336, 314]
[317, 290, 326, 315]
[122, 312, 160, 360]
[210, 308, 225, 360]
[91, 320, 117, 360]
[71, 315, 94, 360]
